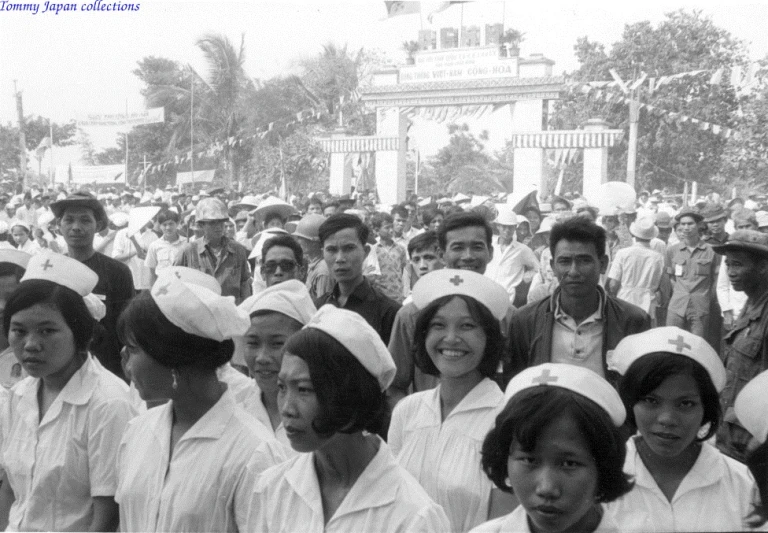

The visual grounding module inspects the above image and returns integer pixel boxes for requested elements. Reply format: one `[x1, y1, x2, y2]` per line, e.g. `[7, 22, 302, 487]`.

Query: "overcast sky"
[1, 0, 766, 155]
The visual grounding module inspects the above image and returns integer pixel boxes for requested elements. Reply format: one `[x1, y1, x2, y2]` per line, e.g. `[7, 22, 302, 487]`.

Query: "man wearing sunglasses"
[260, 234, 304, 288]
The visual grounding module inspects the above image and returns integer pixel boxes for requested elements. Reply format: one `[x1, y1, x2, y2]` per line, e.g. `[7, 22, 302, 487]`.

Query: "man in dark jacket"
[506, 217, 650, 386]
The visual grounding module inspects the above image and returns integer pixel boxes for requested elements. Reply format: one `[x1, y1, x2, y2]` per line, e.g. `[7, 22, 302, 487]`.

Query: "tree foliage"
[549, 9, 748, 194]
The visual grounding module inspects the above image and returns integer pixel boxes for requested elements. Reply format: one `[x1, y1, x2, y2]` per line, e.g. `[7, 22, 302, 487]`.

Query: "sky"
[1, 0, 766, 157]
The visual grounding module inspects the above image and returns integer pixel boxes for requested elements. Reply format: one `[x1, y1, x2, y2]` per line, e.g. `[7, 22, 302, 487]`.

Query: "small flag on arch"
[384, 1, 420, 18]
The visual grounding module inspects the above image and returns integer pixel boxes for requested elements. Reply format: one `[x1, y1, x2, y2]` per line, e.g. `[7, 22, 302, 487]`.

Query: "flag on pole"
[35, 136, 52, 159]
[384, 1, 420, 18]
[427, 1, 468, 22]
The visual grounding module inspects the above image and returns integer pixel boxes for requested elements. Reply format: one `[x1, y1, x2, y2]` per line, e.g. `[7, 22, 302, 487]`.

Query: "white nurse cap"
[0, 249, 31, 270]
[735, 369, 768, 444]
[239, 279, 316, 325]
[21, 252, 98, 296]
[505, 363, 626, 427]
[412, 269, 508, 320]
[609, 326, 726, 392]
[157, 266, 221, 295]
[151, 272, 250, 342]
[304, 305, 396, 391]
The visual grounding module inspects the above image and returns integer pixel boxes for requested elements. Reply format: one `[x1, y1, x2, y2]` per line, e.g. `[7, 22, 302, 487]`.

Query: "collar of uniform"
[173, 386, 236, 442]
[628, 437, 726, 496]
[15, 355, 98, 427]
[330, 276, 376, 304]
[196, 235, 233, 254]
[424, 378, 503, 424]
[285, 438, 399, 518]
[553, 285, 606, 321]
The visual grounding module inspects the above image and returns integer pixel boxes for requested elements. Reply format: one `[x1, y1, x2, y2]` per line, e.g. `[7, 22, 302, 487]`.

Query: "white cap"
[151, 274, 250, 341]
[505, 363, 626, 426]
[239, 279, 316, 325]
[37, 211, 55, 228]
[609, 326, 726, 392]
[494, 204, 518, 226]
[157, 266, 221, 295]
[248, 228, 290, 260]
[109, 212, 129, 228]
[757, 211, 768, 229]
[305, 305, 396, 391]
[0, 221, 7, 234]
[0, 249, 31, 269]
[536, 216, 556, 234]
[412, 269, 508, 321]
[735, 369, 768, 444]
[11, 221, 30, 232]
[21, 252, 98, 296]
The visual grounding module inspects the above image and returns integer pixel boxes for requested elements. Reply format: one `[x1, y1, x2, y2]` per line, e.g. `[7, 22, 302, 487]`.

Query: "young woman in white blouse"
[388, 269, 516, 532]
[0, 253, 135, 531]
[606, 327, 757, 532]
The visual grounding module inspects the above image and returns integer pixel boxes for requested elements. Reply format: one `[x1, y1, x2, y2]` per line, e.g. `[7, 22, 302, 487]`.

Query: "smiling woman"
[388, 269, 513, 532]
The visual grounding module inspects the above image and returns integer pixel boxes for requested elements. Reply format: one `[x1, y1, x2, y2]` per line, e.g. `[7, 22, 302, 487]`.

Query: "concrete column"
[328, 129, 353, 195]
[582, 119, 610, 201]
[375, 107, 407, 205]
[511, 99, 544, 193]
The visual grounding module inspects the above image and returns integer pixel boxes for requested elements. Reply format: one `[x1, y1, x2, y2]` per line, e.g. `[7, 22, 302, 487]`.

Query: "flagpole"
[459, 3, 464, 46]
[190, 69, 195, 184]
[49, 118, 54, 187]
[124, 99, 129, 187]
[502, 1, 506, 32]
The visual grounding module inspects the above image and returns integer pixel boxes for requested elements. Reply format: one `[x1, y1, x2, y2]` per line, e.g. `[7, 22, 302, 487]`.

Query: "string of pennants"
[565, 64, 766, 143]
[567, 63, 762, 97]
[143, 106, 334, 176]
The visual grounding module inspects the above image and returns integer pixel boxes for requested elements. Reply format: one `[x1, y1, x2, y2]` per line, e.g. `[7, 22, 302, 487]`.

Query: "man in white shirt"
[145, 209, 187, 285]
[485, 204, 539, 305]
[607, 217, 669, 325]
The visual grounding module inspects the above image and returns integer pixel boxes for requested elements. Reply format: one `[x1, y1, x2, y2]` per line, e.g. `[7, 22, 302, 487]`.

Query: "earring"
[171, 369, 178, 391]
[504, 477, 512, 488]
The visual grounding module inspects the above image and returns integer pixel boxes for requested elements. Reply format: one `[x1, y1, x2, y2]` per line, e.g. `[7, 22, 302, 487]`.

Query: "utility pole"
[626, 98, 639, 189]
[14, 81, 27, 189]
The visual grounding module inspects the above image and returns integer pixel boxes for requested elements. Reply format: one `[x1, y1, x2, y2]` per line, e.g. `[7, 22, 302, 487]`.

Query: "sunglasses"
[263, 260, 298, 273]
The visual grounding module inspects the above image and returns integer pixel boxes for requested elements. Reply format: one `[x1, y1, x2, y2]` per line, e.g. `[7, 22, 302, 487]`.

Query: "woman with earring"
[606, 327, 757, 532]
[114, 267, 285, 532]
[0, 252, 135, 531]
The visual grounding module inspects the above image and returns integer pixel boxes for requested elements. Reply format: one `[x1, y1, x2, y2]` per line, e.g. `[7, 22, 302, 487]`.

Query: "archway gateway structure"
[317, 46, 624, 205]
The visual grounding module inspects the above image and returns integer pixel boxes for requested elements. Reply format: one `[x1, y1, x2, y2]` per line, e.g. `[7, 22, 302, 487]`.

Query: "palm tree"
[144, 33, 252, 188]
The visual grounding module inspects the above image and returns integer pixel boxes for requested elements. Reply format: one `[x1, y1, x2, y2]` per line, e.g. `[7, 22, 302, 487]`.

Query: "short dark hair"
[421, 208, 444, 228]
[322, 200, 339, 211]
[261, 234, 303, 266]
[618, 352, 721, 440]
[3, 280, 94, 352]
[117, 291, 233, 371]
[481, 386, 633, 503]
[318, 213, 369, 246]
[391, 205, 409, 219]
[550, 216, 607, 258]
[283, 327, 388, 436]
[157, 209, 180, 224]
[0, 263, 26, 282]
[407, 230, 439, 259]
[370, 212, 393, 230]
[308, 197, 323, 207]
[263, 212, 287, 227]
[413, 294, 502, 378]
[437, 211, 493, 251]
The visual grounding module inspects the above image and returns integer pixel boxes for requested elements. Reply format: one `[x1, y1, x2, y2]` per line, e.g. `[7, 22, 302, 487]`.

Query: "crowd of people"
[0, 181, 767, 532]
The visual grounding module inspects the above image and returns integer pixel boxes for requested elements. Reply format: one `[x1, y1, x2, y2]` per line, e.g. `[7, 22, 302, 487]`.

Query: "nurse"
[237, 279, 316, 450]
[734, 368, 768, 528]
[114, 267, 285, 532]
[0, 252, 135, 531]
[606, 327, 757, 532]
[249, 305, 450, 532]
[388, 269, 513, 531]
[473, 363, 632, 533]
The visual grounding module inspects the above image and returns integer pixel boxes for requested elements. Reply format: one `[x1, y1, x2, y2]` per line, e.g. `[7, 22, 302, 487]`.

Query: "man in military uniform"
[714, 230, 768, 461]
